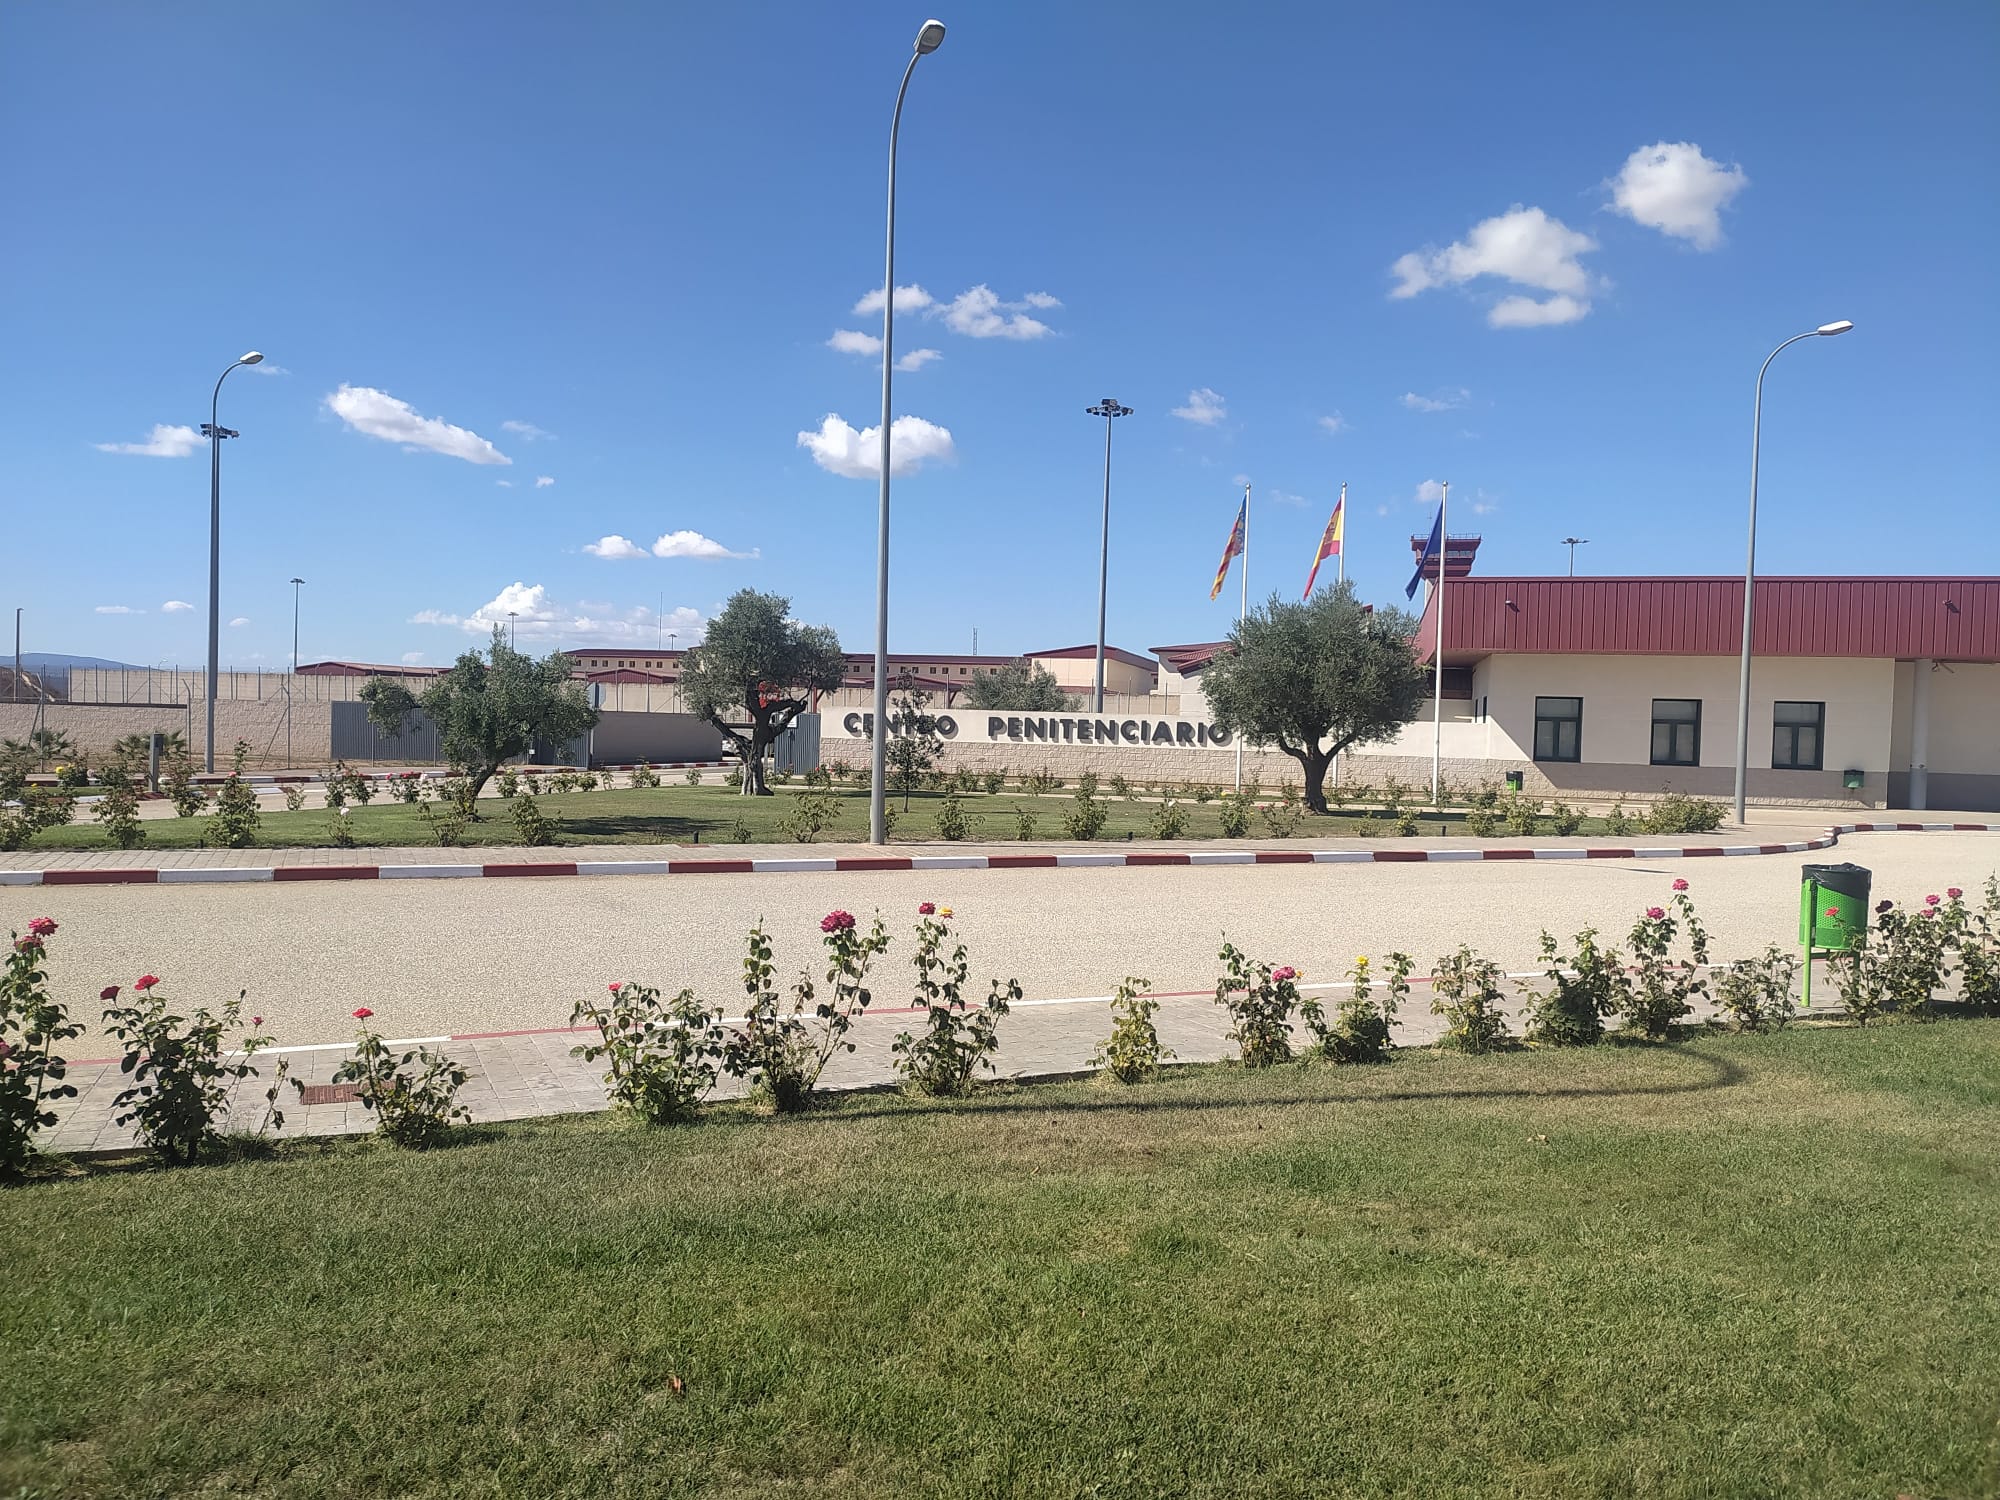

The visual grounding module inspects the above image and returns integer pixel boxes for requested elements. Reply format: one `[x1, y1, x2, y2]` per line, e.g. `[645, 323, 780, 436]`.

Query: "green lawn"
[4, 1024, 1996, 1498]
[16, 783, 1617, 850]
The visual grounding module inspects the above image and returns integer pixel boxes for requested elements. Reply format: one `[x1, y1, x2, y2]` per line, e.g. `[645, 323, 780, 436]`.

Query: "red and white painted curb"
[2, 821, 1991, 889]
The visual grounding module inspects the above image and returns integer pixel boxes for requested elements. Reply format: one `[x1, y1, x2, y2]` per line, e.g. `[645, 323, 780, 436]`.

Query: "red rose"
[135, 974, 159, 991]
[1825, 907, 1839, 919]
[609, 982, 622, 993]
[100, 985, 120, 1001]
[918, 902, 936, 916]
[1947, 887, 1963, 900]
[27, 917, 56, 937]
[820, 910, 856, 934]
[1671, 879, 1688, 893]
[352, 1006, 373, 1019]
[252, 1015, 264, 1028]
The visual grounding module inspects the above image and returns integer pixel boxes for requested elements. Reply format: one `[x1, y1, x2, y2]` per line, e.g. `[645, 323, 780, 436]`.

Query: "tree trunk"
[744, 729, 772, 796]
[1297, 745, 1333, 814]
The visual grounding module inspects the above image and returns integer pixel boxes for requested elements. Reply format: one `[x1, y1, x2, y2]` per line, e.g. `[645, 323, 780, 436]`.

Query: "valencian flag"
[1302, 493, 1345, 599]
[1209, 498, 1247, 600]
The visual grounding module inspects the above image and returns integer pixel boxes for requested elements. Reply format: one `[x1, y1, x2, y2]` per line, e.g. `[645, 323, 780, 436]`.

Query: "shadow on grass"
[794, 1045, 1751, 1127]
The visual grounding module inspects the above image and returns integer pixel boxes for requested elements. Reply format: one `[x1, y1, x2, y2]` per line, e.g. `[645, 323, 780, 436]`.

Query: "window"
[1773, 701, 1825, 770]
[1533, 696, 1582, 762]
[1650, 698, 1701, 766]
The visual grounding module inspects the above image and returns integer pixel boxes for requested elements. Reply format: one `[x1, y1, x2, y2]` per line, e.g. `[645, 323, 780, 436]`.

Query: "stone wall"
[0, 698, 334, 771]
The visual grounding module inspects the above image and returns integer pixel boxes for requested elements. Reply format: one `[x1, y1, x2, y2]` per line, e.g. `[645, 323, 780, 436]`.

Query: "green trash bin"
[1800, 862, 1871, 1008]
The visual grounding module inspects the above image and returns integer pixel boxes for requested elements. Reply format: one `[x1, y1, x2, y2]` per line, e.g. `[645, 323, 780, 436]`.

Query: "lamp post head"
[1815, 320, 1854, 337]
[238, 351, 265, 366]
[914, 19, 946, 53]
[290, 577, 304, 586]
[1087, 398, 1133, 419]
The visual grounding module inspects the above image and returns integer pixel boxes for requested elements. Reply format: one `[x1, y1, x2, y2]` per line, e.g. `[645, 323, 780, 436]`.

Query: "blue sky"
[4, 1, 1995, 670]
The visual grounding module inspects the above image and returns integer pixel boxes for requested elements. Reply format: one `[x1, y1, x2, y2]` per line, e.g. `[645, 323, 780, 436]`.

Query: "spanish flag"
[1302, 489, 1345, 599]
[1209, 499, 1246, 600]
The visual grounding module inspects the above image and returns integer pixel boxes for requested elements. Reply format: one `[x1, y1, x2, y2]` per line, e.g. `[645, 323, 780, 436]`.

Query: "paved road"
[12, 831, 1995, 1049]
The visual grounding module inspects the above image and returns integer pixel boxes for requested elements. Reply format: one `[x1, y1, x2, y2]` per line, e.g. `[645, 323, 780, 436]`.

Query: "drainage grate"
[297, 1083, 362, 1106]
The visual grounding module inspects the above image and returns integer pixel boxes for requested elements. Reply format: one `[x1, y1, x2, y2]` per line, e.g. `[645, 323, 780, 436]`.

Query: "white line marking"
[1188, 851, 1255, 865]
[159, 867, 275, 884]
[1424, 849, 1485, 862]
[1055, 853, 1125, 867]
[1311, 850, 1374, 863]
[0, 871, 42, 886]
[751, 858, 837, 873]
[379, 864, 482, 879]
[910, 856, 990, 870]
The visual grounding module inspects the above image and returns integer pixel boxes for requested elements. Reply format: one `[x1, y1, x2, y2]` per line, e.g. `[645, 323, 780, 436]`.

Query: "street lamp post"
[202, 350, 264, 771]
[1086, 398, 1133, 713]
[1562, 537, 1588, 576]
[869, 17, 947, 847]
[508, 611, 517, 649]
[1731, 320, 1854, 826]
[287, 577, 304, 769]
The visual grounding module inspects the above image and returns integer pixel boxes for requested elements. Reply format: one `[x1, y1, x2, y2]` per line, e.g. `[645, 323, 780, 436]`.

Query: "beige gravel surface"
[9, 830, 1994, 1050]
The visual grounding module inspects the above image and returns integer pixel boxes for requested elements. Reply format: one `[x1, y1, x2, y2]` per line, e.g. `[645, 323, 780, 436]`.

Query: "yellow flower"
[1354, 955, 1370, 967]
[939, 906, 954, 919]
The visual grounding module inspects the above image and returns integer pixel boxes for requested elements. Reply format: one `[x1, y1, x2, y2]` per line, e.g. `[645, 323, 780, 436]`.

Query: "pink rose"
[352, 1006, 373, 1020]
[821, 910, 856, 934]
[918, 902, 936, 916]
[1671, 879, 1688, 893]
[609, 982, 622, 994]
[27, 917, 56, 937]
[1825, 907, 1839, 919]
[1947, 887, 1963, 900]
[1272, 966, 1297, 983]
[1926, 894, 1941, 906]
[1645, 907, 1666, 920]
[13, 935, 41, 953]
[251, 1015, 264, 1028]
[135, 974, 159, 991]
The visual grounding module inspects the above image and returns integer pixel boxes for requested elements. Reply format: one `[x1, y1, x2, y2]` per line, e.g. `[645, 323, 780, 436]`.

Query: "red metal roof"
[1024, 644, 1157, 671]
[583, 668, 677, 684]
[296, 660, 443, 677]
[1413, 577, 2000, 663]
[1150, 641, 1231, 674]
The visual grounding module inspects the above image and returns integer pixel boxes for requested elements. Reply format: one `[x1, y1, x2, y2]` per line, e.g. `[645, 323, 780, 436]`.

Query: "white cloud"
[937, 284, 1054, 340]
[229, 617, 250, 628]
[496, 480, 513, 488]
[652, 530, 755, 560]
[1471, 489, 1502, 516]
[95, 423, 204, 458]
[413, 582, 708, 647]
[1402, 389, 1470, 413]
[162, 600, 194, 613]
[247, 362, 289, 376]
[1172, 388, 1228, 426]
[796, 413, 955, 479]
[535, 476, 555, 488]
[1488, 294, 1590, 328]
[853, 284, 934, 316]
[1415, 479, 1445, 506]
[1390, 205, 1598, 326]
[827, 329, 882, 356]
[401, 651, 426, 664]
[1608, 142, 1748, 250]
[1317, 412, 1348, 435]
[95, 604, 143, 615]
[500, 419, 554, 440]
[324, 385, 511, 466]
[583, 535, 651, 560]
[895, 348, 942, 372]
[1267, 490, 1309, 508]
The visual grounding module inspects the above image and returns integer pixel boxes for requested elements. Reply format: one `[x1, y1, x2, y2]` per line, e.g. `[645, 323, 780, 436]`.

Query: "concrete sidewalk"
[39, 978, 1827, 1157]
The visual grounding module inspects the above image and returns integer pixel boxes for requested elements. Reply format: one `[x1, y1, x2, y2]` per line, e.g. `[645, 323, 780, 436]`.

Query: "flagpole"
[1336, 481, 1345, 585]
[1431, 481, 1448, 807]
[1236, 480, 1249, 792]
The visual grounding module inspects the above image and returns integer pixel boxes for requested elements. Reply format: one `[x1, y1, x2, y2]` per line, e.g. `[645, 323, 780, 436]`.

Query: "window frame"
[1532, 696, 1583, 763]
[1772, 701, 1826, 771]
[1649, 698, 1702, 767]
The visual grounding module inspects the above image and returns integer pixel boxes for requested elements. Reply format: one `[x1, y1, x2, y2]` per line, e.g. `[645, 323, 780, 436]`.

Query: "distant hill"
[18, 653, 146, 672]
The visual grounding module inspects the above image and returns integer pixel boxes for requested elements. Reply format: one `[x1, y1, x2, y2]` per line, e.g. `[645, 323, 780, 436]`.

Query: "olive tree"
[1198, 582, 1428, 814]
[360, 631, 598, 811]
[678, 590, 845, 796]
[961, 657, 1074, 711]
